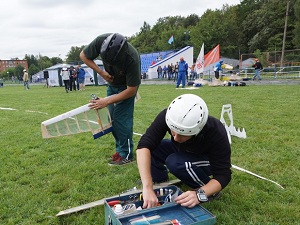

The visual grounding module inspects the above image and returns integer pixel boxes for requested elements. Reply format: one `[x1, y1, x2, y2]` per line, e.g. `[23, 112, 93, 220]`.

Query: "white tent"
[43, 61, 107, 87]
[81, 60, 107, 86]
[45, 63, 74, 87]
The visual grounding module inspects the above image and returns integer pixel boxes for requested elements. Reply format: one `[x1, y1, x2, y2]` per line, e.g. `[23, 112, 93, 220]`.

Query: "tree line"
[1, 0, 299, 80]
[128, 0, 300, 61]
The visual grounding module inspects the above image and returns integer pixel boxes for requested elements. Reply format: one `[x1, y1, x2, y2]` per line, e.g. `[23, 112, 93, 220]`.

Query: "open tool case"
[104, 185, 216, 225]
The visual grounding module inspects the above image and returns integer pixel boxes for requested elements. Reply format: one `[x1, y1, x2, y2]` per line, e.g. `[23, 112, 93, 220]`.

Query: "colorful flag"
[168, 35, 174, 44]
[195, 43, 204, 74]
[204, 44, 220, 67]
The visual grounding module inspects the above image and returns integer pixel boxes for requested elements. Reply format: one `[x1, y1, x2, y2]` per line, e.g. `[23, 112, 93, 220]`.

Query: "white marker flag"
[195, 43, 204, 74]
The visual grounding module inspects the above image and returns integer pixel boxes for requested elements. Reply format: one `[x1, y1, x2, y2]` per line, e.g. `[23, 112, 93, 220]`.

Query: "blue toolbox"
[104, 185, 216, 225]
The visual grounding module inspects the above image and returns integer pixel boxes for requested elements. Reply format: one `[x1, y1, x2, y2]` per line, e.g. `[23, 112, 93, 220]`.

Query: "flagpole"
[173, 38, 175, 50]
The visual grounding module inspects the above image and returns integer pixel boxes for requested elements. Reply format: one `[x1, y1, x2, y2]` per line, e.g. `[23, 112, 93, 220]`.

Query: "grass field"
[0, 83, 299, 225]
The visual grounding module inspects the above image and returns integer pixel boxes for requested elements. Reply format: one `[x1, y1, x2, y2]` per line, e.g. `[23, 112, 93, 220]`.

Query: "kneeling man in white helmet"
[136, 94, 231, 208]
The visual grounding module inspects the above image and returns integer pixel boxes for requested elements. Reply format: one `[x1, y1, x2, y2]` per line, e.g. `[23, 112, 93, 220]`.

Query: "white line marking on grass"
[0, 107, 17, 110]
[25, 110, 49, 115]
[1, 107, 49, 115]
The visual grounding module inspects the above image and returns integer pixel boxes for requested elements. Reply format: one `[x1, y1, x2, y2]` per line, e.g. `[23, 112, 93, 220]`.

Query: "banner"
[204, 44, 220, 67]
[168, 35, 174, 44]
[195, 43, 204, 74]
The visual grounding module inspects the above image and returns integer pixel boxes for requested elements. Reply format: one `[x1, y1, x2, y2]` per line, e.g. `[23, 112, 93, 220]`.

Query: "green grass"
[0, 83, 299, 225]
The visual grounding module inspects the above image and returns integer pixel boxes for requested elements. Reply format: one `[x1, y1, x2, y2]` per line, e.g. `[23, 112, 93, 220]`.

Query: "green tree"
[66, 46, 85, 64]
[240, 0, 296, 52]
[220, 5, 242, 58]
[183, 14, 200, 28]
[129, 16, 198, 54]
[15, 65, 25, 79]
[50, 56, 63, 65]
[24, 54, 38, 68]
[28, 64, 40, 75]
[62, 0, 299, 65]
[236, 0, 261, 52]
[190, 9, 229, 56]
[293, 0, 300, 47]
[2, 68, 15, 80]
[37, 55, 52, 70]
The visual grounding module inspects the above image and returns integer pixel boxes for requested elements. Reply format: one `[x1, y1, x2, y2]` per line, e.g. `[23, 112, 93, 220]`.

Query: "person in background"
[167, 64, 172, 80]
[171, 63, 175, 79]
[18, 74, 22, 84]
[76, 70, 80, 91]
[80, 33, 141, 165]
[214, 60, 223, 79]
[162, 65, 168, 79]
[157, 65, 162, 79]
[252, 58, 263, 80]
[60, 67, 70, 93]
[69, 66, 77, 91]
[76, 65, 86, 91]
[23, 69, 30, 90]
[173, 62, 179, 82]
[136, 94, 231, 209]
[176, 57, 188, 88]
[189, 62, 197, 80]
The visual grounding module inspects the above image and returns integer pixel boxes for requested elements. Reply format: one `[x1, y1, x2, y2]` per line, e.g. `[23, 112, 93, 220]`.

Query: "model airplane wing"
[41, 104, 112, 139]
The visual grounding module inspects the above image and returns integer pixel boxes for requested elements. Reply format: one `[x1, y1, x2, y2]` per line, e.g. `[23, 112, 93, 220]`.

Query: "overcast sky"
[0, 0, 240, 60]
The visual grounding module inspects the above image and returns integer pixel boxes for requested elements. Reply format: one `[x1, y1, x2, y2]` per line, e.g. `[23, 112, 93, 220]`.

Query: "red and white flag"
[204, 44, 220, 67]
[195, 43, 204, 74]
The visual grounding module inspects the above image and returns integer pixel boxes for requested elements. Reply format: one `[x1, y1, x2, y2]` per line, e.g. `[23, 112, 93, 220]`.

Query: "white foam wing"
[41, 104, 112, 139]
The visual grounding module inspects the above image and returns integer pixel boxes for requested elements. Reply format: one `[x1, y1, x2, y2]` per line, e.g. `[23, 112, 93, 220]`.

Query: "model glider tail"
[41, 104, 112, 139]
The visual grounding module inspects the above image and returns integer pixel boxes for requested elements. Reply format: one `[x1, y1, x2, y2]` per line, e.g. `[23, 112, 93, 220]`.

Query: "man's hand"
[142, 188, 159, 209]
[101, 70, 114, 83]
[89, 98, 109, 110]
[80, 51, 113, 82]
[174, 190, 199, 208]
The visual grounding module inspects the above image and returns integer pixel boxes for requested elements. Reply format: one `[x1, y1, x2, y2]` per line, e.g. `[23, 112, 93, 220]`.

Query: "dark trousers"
[215, 71, 220, 79]
[69, 77, 76, 91]
[150, 139, 212, 189]
[63, 80, 69, 91]
[173, 72, 178, 81]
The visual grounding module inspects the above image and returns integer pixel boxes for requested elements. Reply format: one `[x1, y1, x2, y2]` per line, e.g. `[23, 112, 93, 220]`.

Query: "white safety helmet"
[165, 94, 208, 136]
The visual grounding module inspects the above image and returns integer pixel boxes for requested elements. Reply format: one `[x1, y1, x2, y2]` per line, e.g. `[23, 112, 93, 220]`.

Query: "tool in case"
[104, 185, 216, 225]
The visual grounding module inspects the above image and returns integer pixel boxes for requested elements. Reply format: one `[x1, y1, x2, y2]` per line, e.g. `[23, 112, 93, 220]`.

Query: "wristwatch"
[196, 189, 208, 202]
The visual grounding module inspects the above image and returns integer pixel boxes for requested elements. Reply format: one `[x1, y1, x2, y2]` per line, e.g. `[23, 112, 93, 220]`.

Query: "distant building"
[0, 59, 28, 72]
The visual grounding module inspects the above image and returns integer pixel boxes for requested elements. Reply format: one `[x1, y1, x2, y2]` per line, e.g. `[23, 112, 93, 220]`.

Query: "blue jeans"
[253, 70, 261, 80]
[150, 139, 212, 188]
[191, 71, 197, 80]
[24, 81, 30, 90]
[107, 85, 135, 160]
